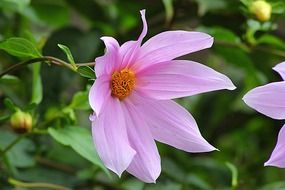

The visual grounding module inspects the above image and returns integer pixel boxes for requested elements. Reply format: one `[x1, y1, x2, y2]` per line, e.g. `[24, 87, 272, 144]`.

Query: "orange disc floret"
[111, 69, 136, 100]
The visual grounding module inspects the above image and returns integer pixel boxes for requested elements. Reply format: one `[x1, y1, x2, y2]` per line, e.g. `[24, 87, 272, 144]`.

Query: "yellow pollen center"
[111, 69, 136, 100]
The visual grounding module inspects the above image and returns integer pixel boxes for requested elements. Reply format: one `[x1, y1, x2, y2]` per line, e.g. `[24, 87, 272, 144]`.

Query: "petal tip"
[109, 167, 124, 177]
[140, 9, 146, 15]
[264, 158, 285, 168]
[264, 161, 270, 167]
[264, 159, 277, 167]
[227, 84, 237, 91]
[209, 37, 214, 47]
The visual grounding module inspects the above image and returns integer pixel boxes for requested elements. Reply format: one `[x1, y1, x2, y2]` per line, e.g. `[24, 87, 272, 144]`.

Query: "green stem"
[0, 56, 96, 78]
[0, 135, 24, 157]
[8, 178, 71, 190]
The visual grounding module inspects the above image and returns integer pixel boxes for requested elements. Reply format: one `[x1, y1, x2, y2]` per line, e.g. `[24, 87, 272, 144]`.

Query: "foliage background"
[1, 0, 285, 189]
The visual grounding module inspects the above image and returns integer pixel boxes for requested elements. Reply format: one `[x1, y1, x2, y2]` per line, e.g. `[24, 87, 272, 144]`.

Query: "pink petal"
[149, 100, 216, 152]
[122, 96, 161, 183]
[130, 92, 216, 152]
[265, 124, 285, 168]
[136, 60, 236, 100]
[134, 31, 213, 71]
[91, 97, 136, 176]
[119, 10, 147, 69]
[273, 62, 285, 80]
[95, 37, 120, 77]
[243, 81, 285, 120]
[88, 75, 111, 116]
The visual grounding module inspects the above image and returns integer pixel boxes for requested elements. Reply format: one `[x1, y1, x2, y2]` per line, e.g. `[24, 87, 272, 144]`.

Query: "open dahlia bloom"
[89, 10, 236, 183]
[243, 61, 285, 167]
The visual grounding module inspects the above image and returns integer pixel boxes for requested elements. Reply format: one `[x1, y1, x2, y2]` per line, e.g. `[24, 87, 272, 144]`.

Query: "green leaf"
[0, 0, 30, 13]
[68, 90, 90, 110]
[4, 98, 16, 111]
[272, 1, 285, 14]
[77, 66, 95, 79]
[30, 63, 43, 104]
[0, 37, 41, 58]
[207, 27, 240, 42]
[0, 132, 35, 168]
[257, 34, 285, 50]
[48, 126, 109, 175]
[57, 44, 76, 69]
[0, 75, 20, 84]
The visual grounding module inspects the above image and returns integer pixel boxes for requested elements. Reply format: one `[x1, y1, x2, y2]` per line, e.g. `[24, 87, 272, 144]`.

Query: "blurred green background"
[1, 0, 285, 189]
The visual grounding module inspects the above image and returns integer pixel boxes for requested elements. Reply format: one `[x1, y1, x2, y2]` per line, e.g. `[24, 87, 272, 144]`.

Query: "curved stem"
[8, 178, 71, 190]
[0, 56, 96, 78]
[1, 57, 50, 78]
[76, 62, 96, 67]
[253, 46, 285, 58]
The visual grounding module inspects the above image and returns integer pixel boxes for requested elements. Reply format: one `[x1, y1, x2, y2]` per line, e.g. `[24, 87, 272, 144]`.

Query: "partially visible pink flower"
[89, 10, 236, 183]
[243, 61, 285, 167]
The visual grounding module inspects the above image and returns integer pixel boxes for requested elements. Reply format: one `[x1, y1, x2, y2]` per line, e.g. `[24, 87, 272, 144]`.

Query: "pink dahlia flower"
[243, 61, 285, 168]
[89, 10, 236, 183]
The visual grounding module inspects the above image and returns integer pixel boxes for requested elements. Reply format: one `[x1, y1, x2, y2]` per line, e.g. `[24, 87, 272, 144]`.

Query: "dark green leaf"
[77, 66, 95, 79]
[31, 1, 70, 28]
[48, 126, 109, 175]
[0, 132, 35, 168]
[0, 37, 41, 58]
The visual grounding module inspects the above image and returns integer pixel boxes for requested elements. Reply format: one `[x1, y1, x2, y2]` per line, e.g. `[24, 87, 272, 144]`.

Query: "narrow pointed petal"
[88, 75, 111, 116]
[95, 37, 120, 77]
[136, 60, 236, 100]
[273, 62, 285, 80]
[265, 124, 285, 168]
[243, 81, 285, 120]
[122, 97, 161, 183]
[131, 92, 216, 152]
[91, 98, 136, 176]
[134, 31, 213, 71]
[120, 10, 148, 69]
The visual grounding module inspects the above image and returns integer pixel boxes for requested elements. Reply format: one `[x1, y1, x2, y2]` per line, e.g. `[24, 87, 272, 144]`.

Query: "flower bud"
[250, 0, 272, 22]
[10, 110, 33, 133]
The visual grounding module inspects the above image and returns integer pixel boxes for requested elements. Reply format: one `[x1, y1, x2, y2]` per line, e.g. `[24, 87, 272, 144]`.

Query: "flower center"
[111, 69, 136, 100]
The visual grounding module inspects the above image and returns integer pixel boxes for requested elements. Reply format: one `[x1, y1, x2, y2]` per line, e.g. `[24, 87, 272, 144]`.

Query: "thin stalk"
[253, 46, 285, 58]
[215, 39, 285, 58]
[8, 178, 71, 190]
[0, 56, 96, 78]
